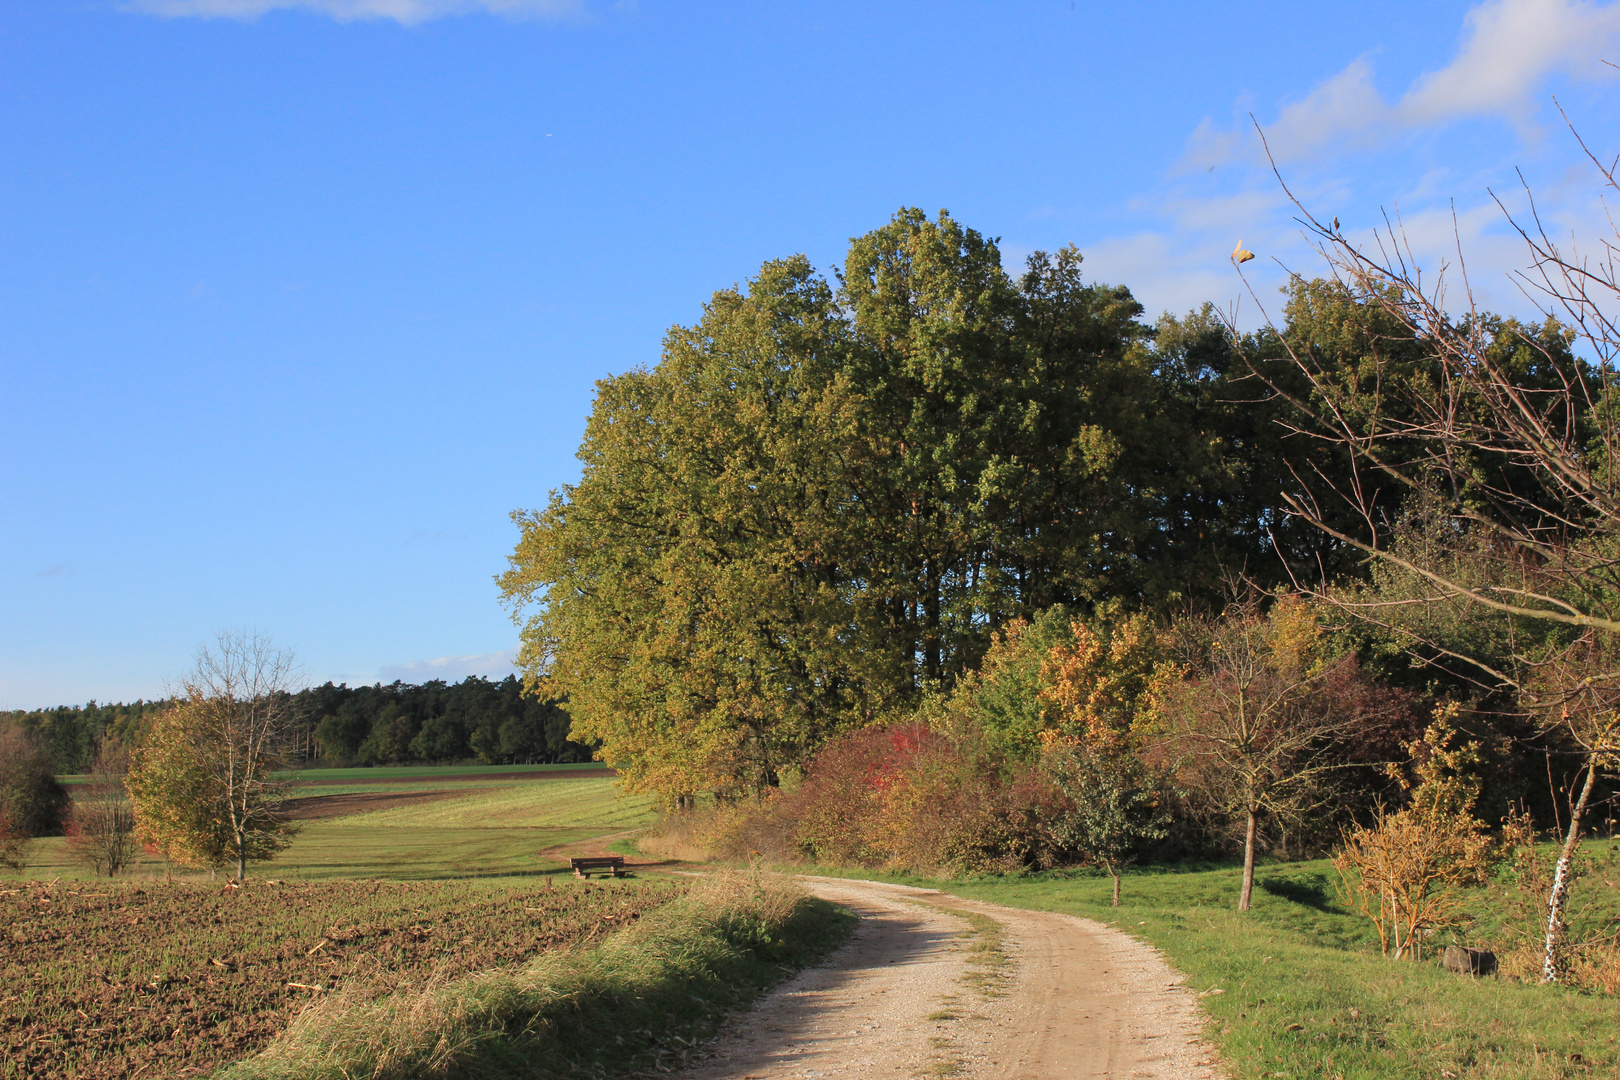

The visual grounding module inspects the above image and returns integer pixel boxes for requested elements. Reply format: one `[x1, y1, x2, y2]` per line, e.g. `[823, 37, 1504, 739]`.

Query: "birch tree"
[127, 631, 300, 880]
[1235, 110, 1620, 979]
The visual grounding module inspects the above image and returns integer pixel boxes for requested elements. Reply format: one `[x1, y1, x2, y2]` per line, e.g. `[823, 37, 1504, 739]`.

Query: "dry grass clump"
[1482, 839, 1620, 992]
[220, 872, 850, 1080]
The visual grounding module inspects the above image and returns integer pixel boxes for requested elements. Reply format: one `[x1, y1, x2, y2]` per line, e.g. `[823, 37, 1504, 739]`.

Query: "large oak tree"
[501, 209, 1316, 798]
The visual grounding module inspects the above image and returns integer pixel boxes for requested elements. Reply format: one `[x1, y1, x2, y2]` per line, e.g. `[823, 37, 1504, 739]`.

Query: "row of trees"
[0, 633, 306, 880]
[0, 639, 597, 881]
[500, 208, 1590, 809]
[514, 164, 1620, 986]
[675, 598, 1420, 891]
[3, 674, 592, 775]
[302, 676, 590, 766]
[500, 209, 1394, 798]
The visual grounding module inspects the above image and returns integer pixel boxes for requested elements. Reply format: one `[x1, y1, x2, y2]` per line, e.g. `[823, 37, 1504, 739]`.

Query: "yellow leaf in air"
[1231, 240, 1255, 264]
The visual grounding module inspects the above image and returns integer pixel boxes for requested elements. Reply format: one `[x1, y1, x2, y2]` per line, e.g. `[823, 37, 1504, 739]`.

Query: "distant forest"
[2, 675, 593, 774]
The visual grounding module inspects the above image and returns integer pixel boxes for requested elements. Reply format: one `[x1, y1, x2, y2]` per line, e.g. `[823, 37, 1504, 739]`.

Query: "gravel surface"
[679, 877, 1225, 1080]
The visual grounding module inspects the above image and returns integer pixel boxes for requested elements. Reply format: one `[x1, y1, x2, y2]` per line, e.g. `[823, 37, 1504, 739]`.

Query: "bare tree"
[1231, 108, 1620, 979]
[1154, 598, 1365, 911]
[127, 630, 302, 881]
[65, 739, 138, 877]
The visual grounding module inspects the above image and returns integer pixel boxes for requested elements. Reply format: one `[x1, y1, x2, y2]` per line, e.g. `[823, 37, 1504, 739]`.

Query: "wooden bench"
[569, 855, 626, 879]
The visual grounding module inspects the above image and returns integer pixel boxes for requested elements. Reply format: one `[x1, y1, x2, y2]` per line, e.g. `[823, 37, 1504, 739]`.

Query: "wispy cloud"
[123, 0, 585, 24]
[32, 563, 71, 579]
[1183, 0, 1620, 170]
[1081, 0, 1620, 327]
[376, 648, 518, 684]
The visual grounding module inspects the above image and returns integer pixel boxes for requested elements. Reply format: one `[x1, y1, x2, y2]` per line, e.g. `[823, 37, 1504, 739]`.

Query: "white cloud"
[1189, 0, 1620, 168]
[1078, 230, 1245, 325]
[1107, 0, 1620, 330]
[1266, 57, 1391, 164]
[1401, 0, 1620, 127]
[123, 0, 584, 24]
[376, 648, 518, 684]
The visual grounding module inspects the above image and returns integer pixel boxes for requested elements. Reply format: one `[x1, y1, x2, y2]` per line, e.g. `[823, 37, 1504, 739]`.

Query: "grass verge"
[216, 872, 855, 1080]
[926, 854, 1620, 1080]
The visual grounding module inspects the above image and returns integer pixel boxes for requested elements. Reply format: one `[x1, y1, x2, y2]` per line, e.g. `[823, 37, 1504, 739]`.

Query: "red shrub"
[792, 722, 1045, 874]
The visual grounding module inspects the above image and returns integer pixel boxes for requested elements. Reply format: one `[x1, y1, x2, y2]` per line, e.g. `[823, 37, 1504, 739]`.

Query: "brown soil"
[679, 877, 1225, 1079]
[296, 767, 617, 786]
[276, 789, 467, 820]
[1, 877, 684, 1080]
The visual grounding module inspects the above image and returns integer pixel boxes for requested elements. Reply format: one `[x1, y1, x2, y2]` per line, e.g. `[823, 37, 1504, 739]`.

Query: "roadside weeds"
[216, 872, 855, 1080]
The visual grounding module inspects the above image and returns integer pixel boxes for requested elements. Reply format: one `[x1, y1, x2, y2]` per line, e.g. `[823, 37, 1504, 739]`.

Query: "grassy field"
[874, 846, 1620, 1080]
[267, 777, 654, 880]
[337, 777, 653, 829]
[2, 875, 685, 1080]
[278, 762, 606, 782]
[21, 769, 652, 881]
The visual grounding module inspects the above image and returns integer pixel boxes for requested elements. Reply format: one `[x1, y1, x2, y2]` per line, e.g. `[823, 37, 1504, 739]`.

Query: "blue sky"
[5, 0, 1620, 708]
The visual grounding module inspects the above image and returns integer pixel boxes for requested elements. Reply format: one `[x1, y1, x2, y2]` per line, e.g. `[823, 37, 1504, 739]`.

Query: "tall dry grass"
[219, 872, 849, 1080]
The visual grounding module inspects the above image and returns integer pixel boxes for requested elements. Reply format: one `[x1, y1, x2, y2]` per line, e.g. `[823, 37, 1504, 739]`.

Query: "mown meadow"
[23, 767, 653, 882]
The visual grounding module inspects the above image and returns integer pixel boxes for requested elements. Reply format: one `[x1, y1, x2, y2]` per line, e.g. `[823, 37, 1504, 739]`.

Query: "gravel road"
[678, 877, 1224, 1080]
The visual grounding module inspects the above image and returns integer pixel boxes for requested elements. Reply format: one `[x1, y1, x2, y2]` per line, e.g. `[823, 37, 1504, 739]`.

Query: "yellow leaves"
[1335, 704, 1494, 959]
[1070, 423, 1123, 476]
[1231, 240, 1255, 265]
[1264, 594, 1323, 675]
[1334, 803, 1492, 959]
[1038, 611, 1167, 749]
[1402, 704, 1484, 822]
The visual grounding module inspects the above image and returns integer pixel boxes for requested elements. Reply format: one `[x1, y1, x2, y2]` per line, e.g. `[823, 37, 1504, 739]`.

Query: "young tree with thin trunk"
[127, 631, 301, 880]
[1153, 598, 1363, 912]
[1040, 737, 1170, 905]
[65, 739, 137, 877]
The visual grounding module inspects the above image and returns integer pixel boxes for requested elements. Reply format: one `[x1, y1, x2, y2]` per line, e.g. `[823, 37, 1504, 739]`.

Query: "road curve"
[678, 877, 1225, 1080]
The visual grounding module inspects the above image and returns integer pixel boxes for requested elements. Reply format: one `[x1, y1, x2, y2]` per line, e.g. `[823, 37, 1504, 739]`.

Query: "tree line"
[498, 207, 1580, 812]
[0, 637, 600, 881]
[505, 203, 1620, 984]
[2, 674, 592, 776]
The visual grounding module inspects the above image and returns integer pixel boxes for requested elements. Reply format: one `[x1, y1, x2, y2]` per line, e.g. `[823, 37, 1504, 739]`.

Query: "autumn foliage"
[649, 596, 1424, 887]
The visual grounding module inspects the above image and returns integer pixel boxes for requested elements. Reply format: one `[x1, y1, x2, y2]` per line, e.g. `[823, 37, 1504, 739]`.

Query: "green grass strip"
[928, 858, 1619, 1080]
[216, 874, 854, 1080]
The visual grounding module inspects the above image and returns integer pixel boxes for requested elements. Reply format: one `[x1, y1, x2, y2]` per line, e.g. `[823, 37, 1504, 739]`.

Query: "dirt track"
[680, 877, 1224, 1080]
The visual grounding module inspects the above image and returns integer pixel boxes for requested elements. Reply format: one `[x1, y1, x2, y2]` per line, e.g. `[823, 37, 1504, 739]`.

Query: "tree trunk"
[235, 834, 247, 882]
[1543, 758, 1599, 983]
[1239, 808, 1258, 912]
[1110, 866, 1121, 907]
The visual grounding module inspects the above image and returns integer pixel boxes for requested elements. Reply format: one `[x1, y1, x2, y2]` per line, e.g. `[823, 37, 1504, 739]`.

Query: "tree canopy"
[500, 208, 1343, 799]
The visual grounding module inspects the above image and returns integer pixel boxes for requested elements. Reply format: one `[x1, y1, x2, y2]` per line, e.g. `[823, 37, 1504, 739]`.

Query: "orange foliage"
[1037, 612, 1170, 749]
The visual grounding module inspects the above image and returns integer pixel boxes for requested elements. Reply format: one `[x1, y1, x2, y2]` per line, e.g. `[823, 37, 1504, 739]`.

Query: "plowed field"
[1, 876, 685, 1080]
